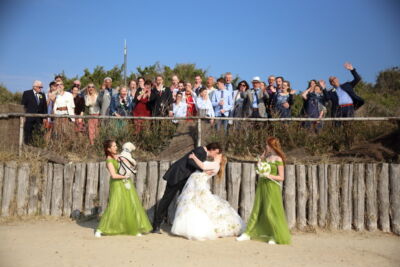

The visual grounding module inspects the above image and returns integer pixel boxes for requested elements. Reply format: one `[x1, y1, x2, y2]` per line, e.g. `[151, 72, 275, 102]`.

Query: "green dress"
[97, 158, 152, 235]
[244, 160, 291, 244]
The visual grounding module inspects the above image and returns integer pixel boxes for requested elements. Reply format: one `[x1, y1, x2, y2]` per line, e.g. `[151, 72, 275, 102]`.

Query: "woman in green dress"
[95, 140, 152, 237]
[236, 137, 291, 244]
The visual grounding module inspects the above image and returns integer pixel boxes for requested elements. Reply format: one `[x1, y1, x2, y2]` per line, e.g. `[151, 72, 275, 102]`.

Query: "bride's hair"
[216, 155, 227, 183]
[266, 137, 286, 163]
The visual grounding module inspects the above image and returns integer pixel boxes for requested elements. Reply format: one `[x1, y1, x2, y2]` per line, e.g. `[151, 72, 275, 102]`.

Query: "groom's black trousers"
[153, 179, 187, 228]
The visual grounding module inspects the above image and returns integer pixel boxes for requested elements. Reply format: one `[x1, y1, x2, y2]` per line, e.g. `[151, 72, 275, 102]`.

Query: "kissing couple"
[152, 142, 245, 240]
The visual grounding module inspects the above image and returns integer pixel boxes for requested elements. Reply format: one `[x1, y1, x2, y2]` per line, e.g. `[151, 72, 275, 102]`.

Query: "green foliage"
[0, 83, 22, 104]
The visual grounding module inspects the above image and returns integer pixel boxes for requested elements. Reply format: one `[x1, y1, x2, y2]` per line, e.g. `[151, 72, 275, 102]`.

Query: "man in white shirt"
[53, 81, 75, 121]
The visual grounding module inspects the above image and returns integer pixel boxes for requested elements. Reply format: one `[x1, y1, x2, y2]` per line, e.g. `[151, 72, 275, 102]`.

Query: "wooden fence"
[0, 161, 399, 235]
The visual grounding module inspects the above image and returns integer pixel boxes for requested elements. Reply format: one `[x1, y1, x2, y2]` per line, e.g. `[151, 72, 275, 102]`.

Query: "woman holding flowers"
[236, 137, 291, 244]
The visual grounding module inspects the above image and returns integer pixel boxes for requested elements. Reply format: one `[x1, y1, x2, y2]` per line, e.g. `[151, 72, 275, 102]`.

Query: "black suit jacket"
[323, 69, 364, 116]
[163, 146, 207, 186]
[149, 87, 173, 116]
[21, 90, 47, 122]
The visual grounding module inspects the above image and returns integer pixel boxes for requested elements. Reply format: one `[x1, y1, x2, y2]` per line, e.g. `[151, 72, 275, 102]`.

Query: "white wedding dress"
[171, 161, 245, 240]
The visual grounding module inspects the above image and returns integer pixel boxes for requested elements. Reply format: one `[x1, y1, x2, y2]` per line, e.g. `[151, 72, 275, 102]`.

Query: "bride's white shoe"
[136, 233, 142, 237]
[268, 240, 276, 245]
[236, 233, 250, 241]
[95, 230, 102, 238]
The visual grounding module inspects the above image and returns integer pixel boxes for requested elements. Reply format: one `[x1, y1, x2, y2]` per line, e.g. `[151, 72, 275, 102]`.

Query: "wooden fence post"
[84, 162, 99, 216]
[307, 165, 318, 228]
[390, 163, 400, 235]
[378, 163, 390, 232]
[98, 162, 110, 215]
[240, 163, 256, 223]
[227, 162, 241, 211]
[353, 163, 365, 231]
[318, 164, 328, 228]
[51, 164, 64, 216]
[157, 161, 170, 206]
[341, 164, 353, 230]
[328, 164, 340, 230]
[41, 163, 53, 216]
[212, 161, 227, 200]
[284, 164, 296, 229]
[144, 161, 158, 222]
[0, 163, 4, 214]
[135, 162, 147, 202]
[63, 163, 75, 217]
[296, 165, 307, 229]
[27, 171, 39, 216]
[72, 163, 86, 213]
[365, 164, 377, 231]
[16, 163, 30, 216]
[1, 162, 17, 216]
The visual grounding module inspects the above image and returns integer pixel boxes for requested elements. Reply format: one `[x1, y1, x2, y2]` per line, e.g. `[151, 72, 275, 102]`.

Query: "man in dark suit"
[321, 62, 364, 118]
[149, 75, 173, 116]
[152, 142, 222, 233]
[21, 80, 48, 144]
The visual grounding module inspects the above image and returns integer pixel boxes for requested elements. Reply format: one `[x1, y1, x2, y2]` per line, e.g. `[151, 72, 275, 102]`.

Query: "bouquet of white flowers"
[255, 160, 271, 177]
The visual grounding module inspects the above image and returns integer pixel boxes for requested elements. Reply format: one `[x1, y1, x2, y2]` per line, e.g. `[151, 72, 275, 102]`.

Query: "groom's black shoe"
[151, 226, 162, 234]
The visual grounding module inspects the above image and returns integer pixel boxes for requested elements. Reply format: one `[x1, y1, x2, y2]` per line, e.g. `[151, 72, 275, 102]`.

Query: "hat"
[252, 76, 261, 83]
[104, 77, 113, 82]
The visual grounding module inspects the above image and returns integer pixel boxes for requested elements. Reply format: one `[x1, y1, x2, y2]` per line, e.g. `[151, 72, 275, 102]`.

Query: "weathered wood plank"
[41, 163, 53, 215]
[144, 161, 158, 222]
[135, 162, 147, 202]
[72, 163, 86, 213]
[212, 161, 227, 200]
[353, 163, 365, 231]
[240, 163, 256, 223]
[296, 165, 307, 229]
[1, 162, 18, 216]
[98, 162, 110, 215]
[84, 162, 99, 216]
[62, 163, 75, 217]
[377, 163, 390, 232]
[0, 163, 4, 214]
[328, 164, 340, 230]
[284, 164, 296, 229]
[16, 163, 30, 216]
[390, 163, 400, 235]
[227, 162, 241, 211]
[157, 161, 169, 204]
[318, 164, 328, 228]
[51, 164, 64, 216]
[365, 164, 377, 231]
[340, 164, 353, 230]
[27, 172, 39, 216]
[307, 165, 318, 228]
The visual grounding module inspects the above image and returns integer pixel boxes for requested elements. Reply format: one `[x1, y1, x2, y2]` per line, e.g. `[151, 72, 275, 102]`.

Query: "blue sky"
[0, 0, 399, 92]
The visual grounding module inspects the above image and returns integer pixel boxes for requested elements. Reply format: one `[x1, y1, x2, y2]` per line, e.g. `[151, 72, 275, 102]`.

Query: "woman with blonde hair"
[171, 152, 244, 240]
[84, 83, 100, 145]
[237, 137, 291, 244]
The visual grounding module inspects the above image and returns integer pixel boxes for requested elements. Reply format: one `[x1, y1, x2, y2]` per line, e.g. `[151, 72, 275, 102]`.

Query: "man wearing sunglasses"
[21, 80, 48, 144]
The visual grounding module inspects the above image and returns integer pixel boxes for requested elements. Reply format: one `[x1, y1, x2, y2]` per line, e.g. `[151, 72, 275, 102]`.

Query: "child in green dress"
[95, 140, 152, 237]
[236, 137, 291, 244]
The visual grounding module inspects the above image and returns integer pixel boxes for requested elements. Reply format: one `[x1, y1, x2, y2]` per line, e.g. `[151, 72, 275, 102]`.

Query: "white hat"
[104, 77, 112, 82]
[252, 76, 261, 82]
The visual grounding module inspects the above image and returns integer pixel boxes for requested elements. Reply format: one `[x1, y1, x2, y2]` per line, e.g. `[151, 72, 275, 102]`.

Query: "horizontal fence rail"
[0, 161, 399, 235]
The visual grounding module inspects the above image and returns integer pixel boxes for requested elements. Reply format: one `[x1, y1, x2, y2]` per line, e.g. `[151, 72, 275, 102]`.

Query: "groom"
[152, 142, 222, 233]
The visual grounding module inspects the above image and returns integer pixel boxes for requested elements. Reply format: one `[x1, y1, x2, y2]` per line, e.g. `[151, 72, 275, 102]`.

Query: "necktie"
[221, 90, 224, 98]
[35, 93, 40, 105]
[254, 89, 259, 105]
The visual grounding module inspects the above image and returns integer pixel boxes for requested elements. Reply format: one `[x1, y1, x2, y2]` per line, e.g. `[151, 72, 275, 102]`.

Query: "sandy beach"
[0, 218, 399, 267]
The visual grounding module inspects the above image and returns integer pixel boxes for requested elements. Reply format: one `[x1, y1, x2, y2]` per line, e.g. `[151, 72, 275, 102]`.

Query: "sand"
[0, 218, 399, 267]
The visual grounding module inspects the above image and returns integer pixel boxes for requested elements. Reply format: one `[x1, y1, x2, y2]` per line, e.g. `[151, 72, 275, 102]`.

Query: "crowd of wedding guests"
[21, 62, 364, 144]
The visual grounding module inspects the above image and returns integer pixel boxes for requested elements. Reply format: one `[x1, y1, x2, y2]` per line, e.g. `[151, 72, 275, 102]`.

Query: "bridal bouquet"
[255, 160, 271, 178]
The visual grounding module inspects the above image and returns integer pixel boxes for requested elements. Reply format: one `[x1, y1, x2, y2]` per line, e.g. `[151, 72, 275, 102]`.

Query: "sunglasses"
[88, 86, 95, 88]
[35, 86, 43, 88]
[56, 84, 63, 86]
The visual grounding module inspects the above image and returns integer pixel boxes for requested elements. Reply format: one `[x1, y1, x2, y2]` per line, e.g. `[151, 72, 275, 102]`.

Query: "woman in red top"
[185, 82, 197, 118]
[133, 80, 152, 132]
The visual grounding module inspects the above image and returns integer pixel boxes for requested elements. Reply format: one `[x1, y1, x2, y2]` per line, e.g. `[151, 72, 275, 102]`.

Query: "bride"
[171, 152, 245, 240]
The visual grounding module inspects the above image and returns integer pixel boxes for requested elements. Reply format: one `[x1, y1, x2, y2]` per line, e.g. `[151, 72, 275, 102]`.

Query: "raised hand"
[344, 62, 354, 71]
[318, 80, 326, 89]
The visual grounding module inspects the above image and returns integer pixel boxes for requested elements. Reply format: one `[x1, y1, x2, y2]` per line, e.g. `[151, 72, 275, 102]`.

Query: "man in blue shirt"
[321, 62, 364, 118]
[211, 77, 233, 131]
